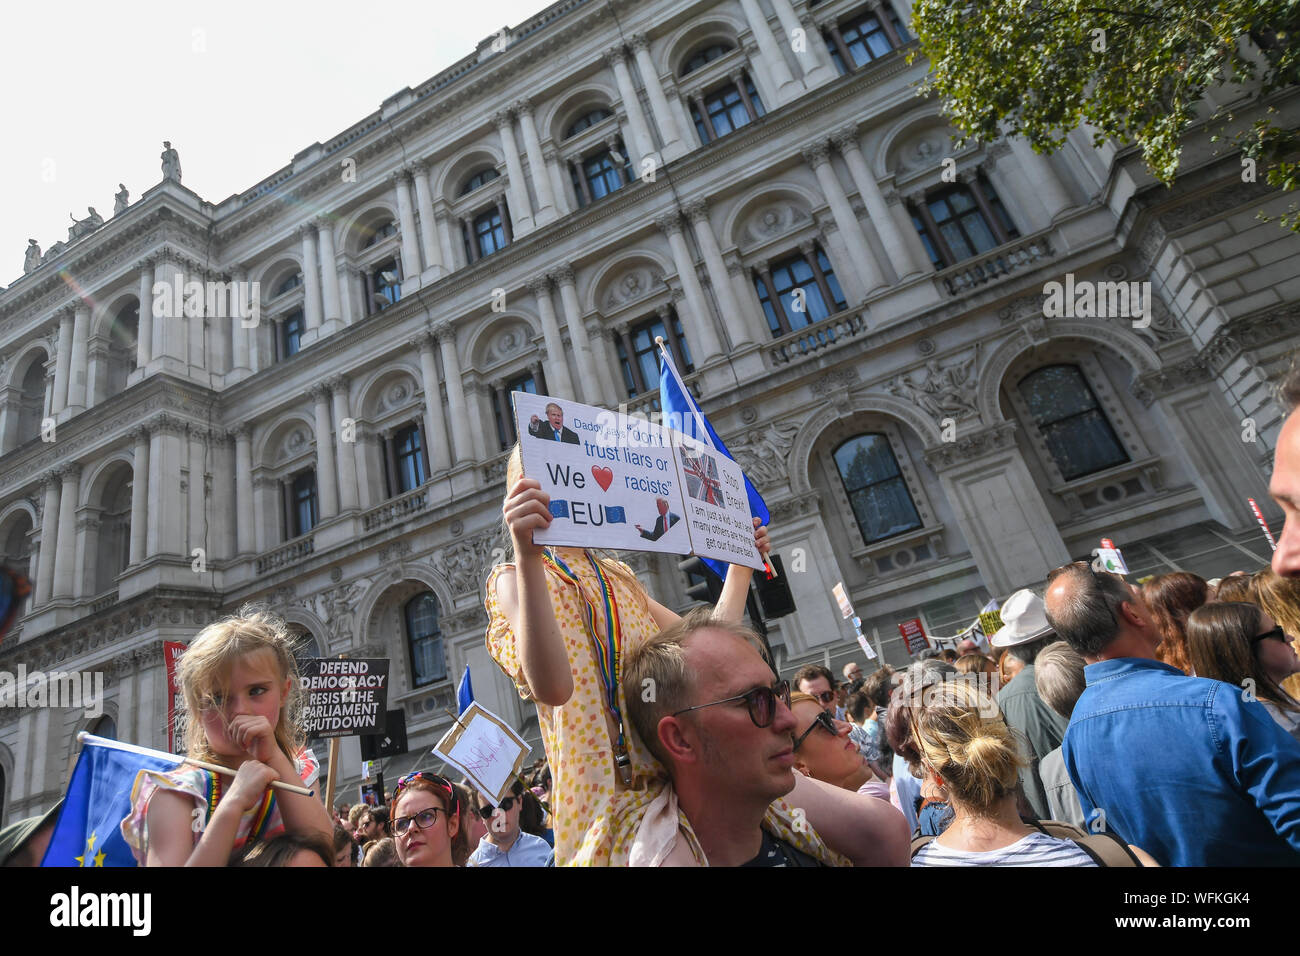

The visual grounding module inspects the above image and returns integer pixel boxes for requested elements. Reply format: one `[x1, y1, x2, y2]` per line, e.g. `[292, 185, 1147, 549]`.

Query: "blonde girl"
[121, 609, 333, 866]
[487, 443, 775, 865]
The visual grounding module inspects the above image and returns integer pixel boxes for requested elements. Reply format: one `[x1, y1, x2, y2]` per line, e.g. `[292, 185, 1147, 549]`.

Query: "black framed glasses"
[792, 711, 838, 751]
[672, 679, 791, 728]
[392, 807, 449, 835]
[1254, 626, 1288, 645]
[476, 795, 518, 819]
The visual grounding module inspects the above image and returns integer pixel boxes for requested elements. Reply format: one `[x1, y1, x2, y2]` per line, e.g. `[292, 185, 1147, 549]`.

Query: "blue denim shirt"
[1063, 657, 1300, 867]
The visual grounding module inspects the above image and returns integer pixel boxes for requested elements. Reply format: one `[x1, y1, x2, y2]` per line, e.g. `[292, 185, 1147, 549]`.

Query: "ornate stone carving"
[923, 422, 1019, 472]
[830, 126, 862, 154]
[801, 141, 832, 168]
[769, 492, 822, 524]
[743, 201, 809, 244]
[549, 263, 576, 286]
[378, 539, 412, 563]
[726, 421, 801, 488]
[302, 577, 370, 644]
[435, 533, 494, 595]
[1133, 357, 1214, 400]
[654, 211, 683, 235]
[810, 368, 859, 395]
[1200, 304, 1300, 376]
[483, 322, 533, 365]
[682, 198, 709, 223]
[885, 353, 980, 420]
[527, 274, 551, 297]
[1157, 182, 1271, 233]
[601, 266, 661, 311]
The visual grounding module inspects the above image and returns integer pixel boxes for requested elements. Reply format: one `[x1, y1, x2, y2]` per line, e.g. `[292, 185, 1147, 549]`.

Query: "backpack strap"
[909, 833, 935, 859]
[1030, 818, 1140, 867]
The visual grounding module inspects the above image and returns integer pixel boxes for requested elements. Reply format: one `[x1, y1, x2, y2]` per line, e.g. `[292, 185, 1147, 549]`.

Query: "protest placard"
[832, 582, 854, 619]
[513, 392, 762, 570]
[433, 701, 532, 805]
[898, 617, 930, 656]
[299, 658, 390, 738]
[164, 641, 186, 754]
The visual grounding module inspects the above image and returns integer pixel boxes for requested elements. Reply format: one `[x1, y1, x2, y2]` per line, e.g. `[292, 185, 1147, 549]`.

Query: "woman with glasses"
[390, 771, 461, 867]
[1186, 602, 1300, 740]
[467, 780, 552, 866]
[488, 445, 796, 866]
[789, 692, 891, 802]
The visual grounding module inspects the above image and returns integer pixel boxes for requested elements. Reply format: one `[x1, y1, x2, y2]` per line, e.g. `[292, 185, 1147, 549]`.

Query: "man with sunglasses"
[467, 780, 551, 867]
[1044, 561, 1300, 866]
[622, 608, 910, 866]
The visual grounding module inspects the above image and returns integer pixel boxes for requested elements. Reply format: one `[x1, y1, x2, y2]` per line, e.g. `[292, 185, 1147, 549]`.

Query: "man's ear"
[658, 716, 697, 765]
[1119, 599, 1146, 629]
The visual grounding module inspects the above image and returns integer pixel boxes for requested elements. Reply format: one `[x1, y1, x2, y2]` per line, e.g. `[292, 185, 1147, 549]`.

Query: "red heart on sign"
[591, 466, 614, 491]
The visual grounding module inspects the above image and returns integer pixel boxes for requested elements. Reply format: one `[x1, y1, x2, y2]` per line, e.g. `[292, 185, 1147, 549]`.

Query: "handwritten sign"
[299, 658, 390, 738]
[434, 702, 532, 805]
[164, 641, 187, 754]
[513, 392, 762, 570]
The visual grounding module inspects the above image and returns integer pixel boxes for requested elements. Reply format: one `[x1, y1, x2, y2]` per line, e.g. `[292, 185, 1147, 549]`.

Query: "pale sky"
[0, 0, 554, 288]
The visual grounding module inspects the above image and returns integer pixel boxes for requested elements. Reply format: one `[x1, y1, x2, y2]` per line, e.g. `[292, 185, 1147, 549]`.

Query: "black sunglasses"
[792, 711, 838, 751]
[476, 795, 518, 818]
[1254, 626, 1289, 645]
[672, 679, 791, 728]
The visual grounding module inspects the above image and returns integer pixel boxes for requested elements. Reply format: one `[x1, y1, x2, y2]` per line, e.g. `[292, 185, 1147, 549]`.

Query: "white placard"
[513, 393, 762, 570]
[1097, 547, 1129, 575]
[832, 582, 855, 619]
[433, 702, 532, 805]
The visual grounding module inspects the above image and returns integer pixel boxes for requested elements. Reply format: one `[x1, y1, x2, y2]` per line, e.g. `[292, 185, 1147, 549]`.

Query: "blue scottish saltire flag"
[658, 346, 770, 581]
[41, 734, 182, 867]
[457, 667, 475, 716]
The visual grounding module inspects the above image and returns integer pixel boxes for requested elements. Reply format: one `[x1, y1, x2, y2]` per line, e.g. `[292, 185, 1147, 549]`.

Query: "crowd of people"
[1, 363, 1297, 868]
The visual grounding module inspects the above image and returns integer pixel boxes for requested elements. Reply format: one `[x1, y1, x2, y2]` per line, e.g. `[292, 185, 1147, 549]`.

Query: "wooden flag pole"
[73, 732, 314, 796]
[323, 653, 346, 810]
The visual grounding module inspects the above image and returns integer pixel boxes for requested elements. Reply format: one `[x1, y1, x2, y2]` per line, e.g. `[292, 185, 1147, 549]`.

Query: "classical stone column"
[130, 425, 149, 564]
[230, 268, 251, 373]
[52, 465, 81, 599]
[656, 211, 723, 364]
[299, 224, 324, 338]
[467, 384, 493, 460]
[310, 384, 339, 519]
[186, 426, 207, 557]
[392, 171, 424, 286]
[603, 46, 659, 168]
[187, 271, 206, 372]
[136, 260, 155, 368]
[1005, 134, 1072, 223]
[803, 140, 885, 298]
[529, 275, 576, 399]
[64, 305, 91, 412]
[329, 376, 360, 510]
[588, 325, 625, 406]
[551, 265, 601, 404]
[233, 424, 254, 554]
[52, 310, 73, 414]
[493, 110, 536, 236]
[773, 0, 836, 87]
[252, 476, 275, 553]
[831, 127, 927, 279]
[411, 163, 446, 278]
[34, 473, 60, 605]
[148, 417, 185, 556]
[683, 200, 754, 349]
[629, 34, 687, 160]
[434, 201, 458, 272]
[514, 99, 558, 225]
[152, 254, 187, 365]
[738, 0, 803, 104]
[316, 217, 343, 331]
[414, 331, 452, 472]
[727, 253, 773, 342]
[543, 149, 573, 216]
[436, 324, 474, 464]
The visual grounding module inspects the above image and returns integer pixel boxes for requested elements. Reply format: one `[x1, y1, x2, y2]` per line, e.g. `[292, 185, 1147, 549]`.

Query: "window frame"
[287, 468, 319, 539]
[751, 243, 848, 337]
[613, 307, 694, 401]
[405, 592, 447, 688]
[1014, 363, 1131, 483]
[832, 432, 925, 546]
[909, 177, 1019, 269]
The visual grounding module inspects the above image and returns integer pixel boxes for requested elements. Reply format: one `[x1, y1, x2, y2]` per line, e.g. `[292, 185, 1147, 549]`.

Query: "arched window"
[564, 108, 612, 139]
[460, 168, 500, 196]
[94, 469, 132, 593]
[273, 272, 303, 297]
[1017, 365, 1129, 481]
[106, 302, 139, 395]
[91, 714, 117, 741]
[681, 42, 733, 76]
[834, 434, 922, 543]
[405, 592, 446, 687]
[363, 221, 398, 248]
[17, 358, 46, 445]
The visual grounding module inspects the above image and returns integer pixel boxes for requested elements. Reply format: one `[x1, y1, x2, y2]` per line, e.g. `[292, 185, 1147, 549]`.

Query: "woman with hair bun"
[908, 680, 1097, 866]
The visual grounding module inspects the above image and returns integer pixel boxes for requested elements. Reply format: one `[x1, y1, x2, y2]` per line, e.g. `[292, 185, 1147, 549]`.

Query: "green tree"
[908, 0, 1300, 229]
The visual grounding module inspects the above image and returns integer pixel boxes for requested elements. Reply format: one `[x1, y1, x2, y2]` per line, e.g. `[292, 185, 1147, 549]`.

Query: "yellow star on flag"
[94, 849, 106, 867]
[75, 831, 100, 866]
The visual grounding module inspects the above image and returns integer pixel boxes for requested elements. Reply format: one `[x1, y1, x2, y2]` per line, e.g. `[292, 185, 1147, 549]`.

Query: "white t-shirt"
[911, 830, 1097, 867]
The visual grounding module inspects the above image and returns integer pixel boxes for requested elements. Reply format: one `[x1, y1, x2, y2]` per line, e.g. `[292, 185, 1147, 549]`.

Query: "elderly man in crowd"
[622, 608, 909, 866]
[1044, 561, 1300, 865]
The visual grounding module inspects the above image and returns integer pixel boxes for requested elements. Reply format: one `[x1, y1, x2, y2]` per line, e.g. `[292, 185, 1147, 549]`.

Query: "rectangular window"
[496, 374, 537, 448]
[290, 470, 318, 537]
[281, 309, 304, 358]
[474, 209, 507, 258]
[373, 260, 401, 311]
[394, 424, 427, 493]
[692, 77, 764, 144]
[753, 245, 848, 336]
[615, 312, 693, 398]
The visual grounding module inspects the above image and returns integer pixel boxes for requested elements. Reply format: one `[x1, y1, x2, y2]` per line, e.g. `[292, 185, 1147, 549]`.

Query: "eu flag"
[457, 667, 475, 716]
[659, 348, 770, 581]
[41, 734, 182, 867]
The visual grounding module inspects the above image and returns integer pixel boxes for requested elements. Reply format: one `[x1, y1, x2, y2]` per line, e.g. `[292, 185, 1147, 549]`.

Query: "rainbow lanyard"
[206, 771, 277, 844]
[542, 549, 633, 785]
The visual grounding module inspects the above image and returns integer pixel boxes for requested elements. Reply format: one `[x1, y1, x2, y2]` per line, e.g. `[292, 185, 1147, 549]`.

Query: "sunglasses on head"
[672, 679, 791, 728]
[792, 711, 838, 751]
[476, 795, 519, 818]
[394, 771, 457, 811]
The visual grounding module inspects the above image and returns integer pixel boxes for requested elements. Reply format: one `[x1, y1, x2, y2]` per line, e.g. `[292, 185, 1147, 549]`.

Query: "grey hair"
[1044, 564, 1131, 657]
[1034, 642, 1087, 719]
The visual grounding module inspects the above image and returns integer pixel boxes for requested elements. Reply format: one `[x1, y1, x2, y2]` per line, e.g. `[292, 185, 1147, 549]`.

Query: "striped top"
[912, 830, 1097, 867]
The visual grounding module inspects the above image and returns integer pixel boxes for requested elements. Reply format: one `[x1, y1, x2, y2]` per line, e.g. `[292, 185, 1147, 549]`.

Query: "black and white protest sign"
[299, 658, 390, 738]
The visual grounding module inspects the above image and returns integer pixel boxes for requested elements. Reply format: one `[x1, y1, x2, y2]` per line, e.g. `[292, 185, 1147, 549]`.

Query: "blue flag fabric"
[457, 667, 475, 716]
[42, 734, 182, 867]
[659, 350, 770, 581]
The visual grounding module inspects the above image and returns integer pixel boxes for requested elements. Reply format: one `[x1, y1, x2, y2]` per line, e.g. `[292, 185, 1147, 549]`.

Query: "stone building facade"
[2, 0, 1298, 821]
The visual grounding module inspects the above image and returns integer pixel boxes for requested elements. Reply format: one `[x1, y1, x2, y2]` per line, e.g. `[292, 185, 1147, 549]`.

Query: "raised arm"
[714, 519, 771, 623]
[497, 477, 573, 706]
[787, 772, 911, 866]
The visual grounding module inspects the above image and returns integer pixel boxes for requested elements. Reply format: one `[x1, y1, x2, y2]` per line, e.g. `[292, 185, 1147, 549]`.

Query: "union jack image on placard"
[682, 451, 724, 506]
